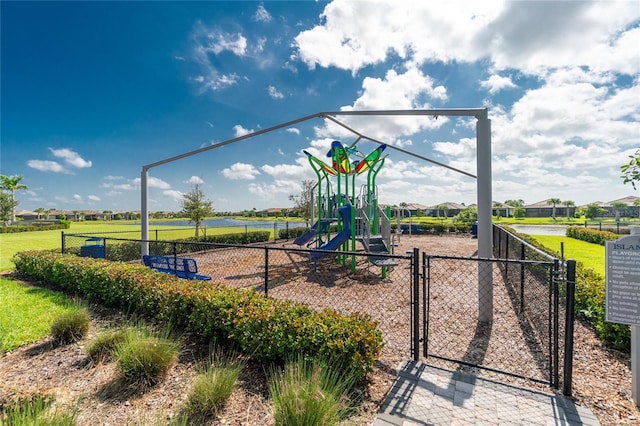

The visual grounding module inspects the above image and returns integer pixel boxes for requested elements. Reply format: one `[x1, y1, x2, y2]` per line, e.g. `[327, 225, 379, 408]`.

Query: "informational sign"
[606, 234, 640, 326]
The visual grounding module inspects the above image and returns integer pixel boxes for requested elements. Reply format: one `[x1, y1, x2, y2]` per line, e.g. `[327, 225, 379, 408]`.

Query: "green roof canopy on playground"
[140, 108, 494, 321]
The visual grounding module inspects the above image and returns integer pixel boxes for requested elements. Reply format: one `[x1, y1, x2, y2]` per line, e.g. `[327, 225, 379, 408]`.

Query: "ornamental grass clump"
[49, 302, 90, 344]
[183, 344, 245, 422]
[113, 325, 181, 390]
[0, 393, 77, 426]
[85, 328, 132, 364]
[269, 355, 358, 426]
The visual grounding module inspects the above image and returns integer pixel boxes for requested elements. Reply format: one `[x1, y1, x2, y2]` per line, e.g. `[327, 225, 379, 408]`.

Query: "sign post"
[606, 226, 640, 406]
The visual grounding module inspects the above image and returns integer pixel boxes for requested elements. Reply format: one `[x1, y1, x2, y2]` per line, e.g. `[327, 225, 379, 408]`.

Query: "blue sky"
[1, 1, 639, 213]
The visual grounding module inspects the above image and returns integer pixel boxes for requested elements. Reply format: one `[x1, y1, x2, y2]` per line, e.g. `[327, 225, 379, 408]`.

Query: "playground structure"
[292, 141, 396, 273]
[140, 109, 494, 322]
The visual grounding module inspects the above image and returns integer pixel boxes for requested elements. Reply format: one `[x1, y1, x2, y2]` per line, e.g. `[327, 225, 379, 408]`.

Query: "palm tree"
[547, 198, 562, 220]
[611, 201, 628, 221]
[34, 207, 45, 220]
[436, 204, 448, 219]
[562, 200, 575, 220]
[0, 175, 28, 224]
[493, 201, 503, 219]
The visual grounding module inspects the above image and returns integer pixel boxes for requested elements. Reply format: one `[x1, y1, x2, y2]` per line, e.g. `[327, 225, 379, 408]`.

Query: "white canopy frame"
[141, 108, 493, 321]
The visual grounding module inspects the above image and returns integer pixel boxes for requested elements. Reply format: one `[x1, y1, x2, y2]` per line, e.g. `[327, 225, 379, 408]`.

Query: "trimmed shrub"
[566, 227, 618, 245]
[279, 227, 308, 240]
[12, 251, 383, 377]
[0, 222, 69, 233]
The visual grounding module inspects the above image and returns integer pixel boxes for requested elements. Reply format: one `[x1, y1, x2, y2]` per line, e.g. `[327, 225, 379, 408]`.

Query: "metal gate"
[413, 252, 576, 393]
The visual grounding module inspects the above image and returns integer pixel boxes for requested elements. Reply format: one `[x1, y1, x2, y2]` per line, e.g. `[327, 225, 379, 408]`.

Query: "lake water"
[508, 225, 568, 236]
[142, 218, 307, 229]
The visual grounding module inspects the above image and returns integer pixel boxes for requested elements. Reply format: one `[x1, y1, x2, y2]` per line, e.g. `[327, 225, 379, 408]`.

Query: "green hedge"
[278, 226, 308, 240]
[509, 229, 629, 352]
[1, 222, 69, 233]
[12, 251, 383, 377]
[566, 227, 619, 245]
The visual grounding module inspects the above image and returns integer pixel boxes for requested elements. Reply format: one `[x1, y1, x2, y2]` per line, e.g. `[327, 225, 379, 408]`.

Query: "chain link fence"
[423, 254, 561, 388]
[416, 225, 573, 391]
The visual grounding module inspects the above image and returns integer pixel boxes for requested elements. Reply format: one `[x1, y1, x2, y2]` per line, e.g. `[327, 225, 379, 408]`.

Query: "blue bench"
[142, 255, 212, 281]
[400, 224, 424, 234]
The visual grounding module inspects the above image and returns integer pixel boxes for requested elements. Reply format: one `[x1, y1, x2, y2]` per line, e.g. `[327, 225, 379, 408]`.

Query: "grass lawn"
[0, 220, 270, 272]
[0, 277, 76, 352]
[527, 234, 606, 277]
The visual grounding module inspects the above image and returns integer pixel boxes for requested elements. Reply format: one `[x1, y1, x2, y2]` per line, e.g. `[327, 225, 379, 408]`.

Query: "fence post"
[520, 243, 525, 313]
[172, 242, 178, 274]
[553, 258, 560, 389]
[423, 252, 429, 358]
[61, 231, 66, 254]
[412, 247, 420, 361]
[264, 247, 269, 297]
[563, 259, 576, 396]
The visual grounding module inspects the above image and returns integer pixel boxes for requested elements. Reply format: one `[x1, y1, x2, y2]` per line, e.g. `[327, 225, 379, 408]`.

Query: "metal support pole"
[477, 116, 493, 323]
[141, 168, 149, 256]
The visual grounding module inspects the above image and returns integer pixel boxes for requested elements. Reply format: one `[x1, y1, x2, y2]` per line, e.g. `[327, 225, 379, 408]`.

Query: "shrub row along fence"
[62, 232, 416, 366]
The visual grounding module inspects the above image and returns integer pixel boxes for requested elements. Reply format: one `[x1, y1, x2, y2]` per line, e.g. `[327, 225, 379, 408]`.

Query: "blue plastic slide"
[310, 205, 351, 261]
[293, 219, 333, 246]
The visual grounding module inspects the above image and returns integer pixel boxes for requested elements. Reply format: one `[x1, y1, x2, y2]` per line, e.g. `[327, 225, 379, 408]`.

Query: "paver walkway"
[374, 361, 600, 426]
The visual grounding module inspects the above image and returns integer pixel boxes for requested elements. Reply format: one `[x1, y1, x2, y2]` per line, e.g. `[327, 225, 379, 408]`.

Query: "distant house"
[263, 207, 291, 217]
[426, 202, 465, 218]
[14, 210, 39, 221]
[580, 196, 640, 218]
[523, 199, 575, 218]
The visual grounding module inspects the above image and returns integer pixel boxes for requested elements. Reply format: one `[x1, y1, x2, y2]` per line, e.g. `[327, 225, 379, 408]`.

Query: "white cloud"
[27, 160, 68, 173]
[49, 148, 92, 168]
[73, 194, 82, 201]
[314, 67, 449, 142]
[27, 148, 91, 174]
[295, 1, 503, 73]
[220, 162, 261, 180]
[233, 124, 254, 137]
[163, 190, 184, 202]
[261, 163, 308, 179]
[196, 25, 247, 56]
[253, 4, 272, 23]
[148, 177, 171, 189]
[480, 74, 517, 94]
[268, 85, 284, 99]
[295, 1, 639, 77]
[286, 127, 300, 135]
[186, 176, 204, 185]
[88, 195, 100, 201]
[248, 179, 301, 199]
[189, 22, 247, 92]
